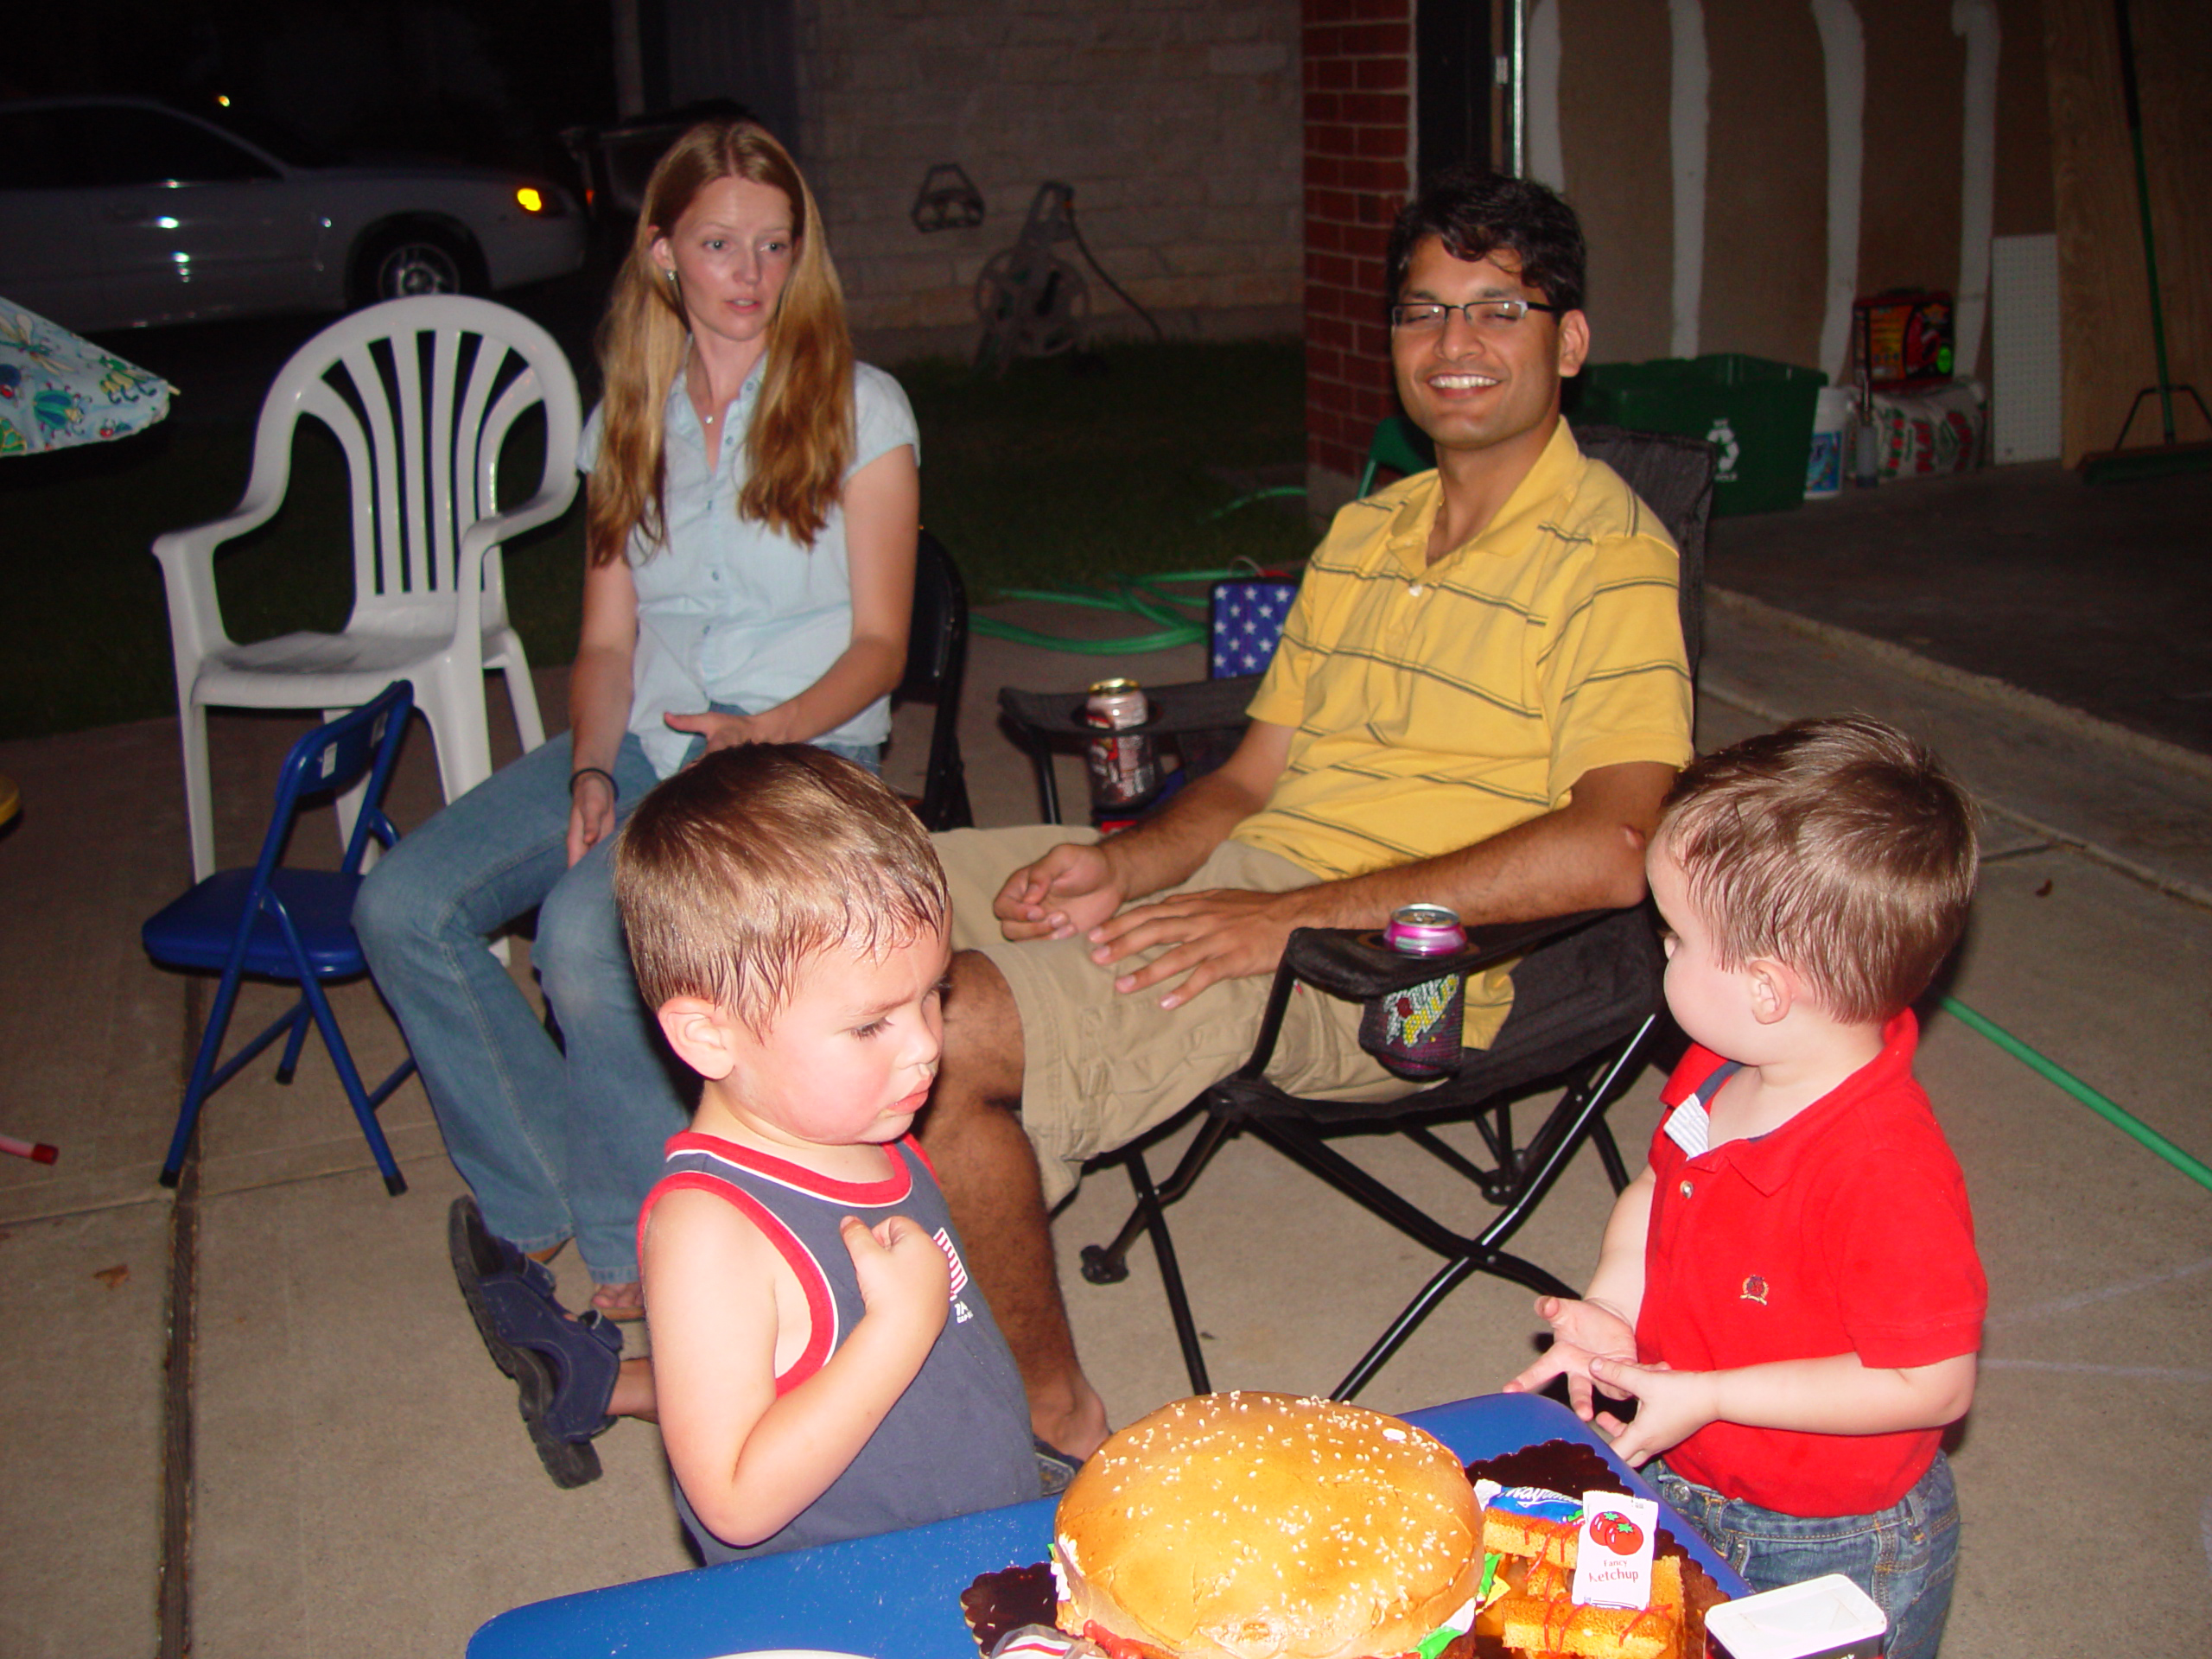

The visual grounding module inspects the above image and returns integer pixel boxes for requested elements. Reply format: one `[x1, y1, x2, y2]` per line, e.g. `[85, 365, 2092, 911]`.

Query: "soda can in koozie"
[1359, 904, 1469, 1080]
[1084, 677, 1159, 812]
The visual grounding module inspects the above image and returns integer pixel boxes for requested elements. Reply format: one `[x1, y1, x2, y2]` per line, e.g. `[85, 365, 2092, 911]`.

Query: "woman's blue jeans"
[1645, 1452, 1960, 1659]
[353, 721, 877, 1284]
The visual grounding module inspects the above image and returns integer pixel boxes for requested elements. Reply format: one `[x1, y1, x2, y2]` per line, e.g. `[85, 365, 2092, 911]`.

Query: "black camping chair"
[899, 530, 975, 831]
[995, 424, 1716, 1399]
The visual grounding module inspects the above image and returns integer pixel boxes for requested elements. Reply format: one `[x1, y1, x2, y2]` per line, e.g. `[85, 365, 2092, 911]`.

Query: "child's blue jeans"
[1645, 1452, 1959, 1659]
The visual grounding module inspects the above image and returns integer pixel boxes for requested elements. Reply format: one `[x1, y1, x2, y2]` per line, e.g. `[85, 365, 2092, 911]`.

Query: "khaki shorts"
[933, 827, 1414, 1206]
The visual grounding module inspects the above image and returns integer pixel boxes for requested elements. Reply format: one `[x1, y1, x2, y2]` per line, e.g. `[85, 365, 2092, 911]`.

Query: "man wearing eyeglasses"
[921, 168, 1693, 1473]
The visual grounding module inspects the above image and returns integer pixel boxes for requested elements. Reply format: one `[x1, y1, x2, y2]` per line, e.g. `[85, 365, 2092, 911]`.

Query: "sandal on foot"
[588, 1280, 646, 1322]
[1033, 1435, 1085, 1497]
[448, 1196, 624, 1489]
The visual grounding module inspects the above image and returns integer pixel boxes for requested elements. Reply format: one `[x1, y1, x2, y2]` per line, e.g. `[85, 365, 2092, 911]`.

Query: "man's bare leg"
[921, 949, 1110, 1459]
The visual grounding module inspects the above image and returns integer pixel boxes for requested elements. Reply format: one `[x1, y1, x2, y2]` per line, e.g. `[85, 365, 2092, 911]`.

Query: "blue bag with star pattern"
[1208, 573, 1299, 678]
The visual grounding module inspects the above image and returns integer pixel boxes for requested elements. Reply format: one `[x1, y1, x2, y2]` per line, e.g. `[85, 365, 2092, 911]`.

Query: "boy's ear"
[657, 995, 742, 1081]
[1745, 958, 1797, 1026]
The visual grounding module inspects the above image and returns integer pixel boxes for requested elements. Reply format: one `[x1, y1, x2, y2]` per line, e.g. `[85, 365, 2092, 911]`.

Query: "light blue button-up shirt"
[580, 359, 919, 779]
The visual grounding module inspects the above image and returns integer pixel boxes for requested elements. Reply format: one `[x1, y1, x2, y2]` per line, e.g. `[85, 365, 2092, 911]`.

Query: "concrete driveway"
[3, 563, 2207, 1656]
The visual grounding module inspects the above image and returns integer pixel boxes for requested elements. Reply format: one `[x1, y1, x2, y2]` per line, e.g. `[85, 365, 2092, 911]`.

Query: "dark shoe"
[1033, 1434, 1084, 1497]
[448, 1195, 623, 1489]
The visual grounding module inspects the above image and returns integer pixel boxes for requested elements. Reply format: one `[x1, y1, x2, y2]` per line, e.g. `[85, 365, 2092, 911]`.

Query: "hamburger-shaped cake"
[1051, 1391, 1483, 1659]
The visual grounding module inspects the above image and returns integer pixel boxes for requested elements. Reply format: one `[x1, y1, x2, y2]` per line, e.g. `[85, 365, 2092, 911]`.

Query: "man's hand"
[841, 1215, 950, 1346]
[1503, 1294, 1640, 1421]
[993, 842, 1128, 942]
[1583, 1357, 1715, 1469]
[1086, 886, 1306, 1009]
[566, 775, 619, 868]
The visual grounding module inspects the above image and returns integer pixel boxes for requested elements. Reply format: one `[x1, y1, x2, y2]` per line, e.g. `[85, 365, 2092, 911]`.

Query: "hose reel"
[973, 181, 1090, 373]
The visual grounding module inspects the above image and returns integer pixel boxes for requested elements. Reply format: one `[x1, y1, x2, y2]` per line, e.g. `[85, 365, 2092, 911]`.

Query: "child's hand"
[1583, 1357, 1719, 1469]
[1503, 1294, 1638, 1421]
[840, 1214, 950, 1345]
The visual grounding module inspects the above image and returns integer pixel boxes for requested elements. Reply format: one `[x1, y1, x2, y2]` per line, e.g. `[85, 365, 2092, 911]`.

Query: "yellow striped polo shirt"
[1236, 423, 1694, 1039]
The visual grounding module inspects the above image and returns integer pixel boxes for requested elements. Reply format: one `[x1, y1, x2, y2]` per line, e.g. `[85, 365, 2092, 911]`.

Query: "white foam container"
[1704, 1573, 1886, 1659]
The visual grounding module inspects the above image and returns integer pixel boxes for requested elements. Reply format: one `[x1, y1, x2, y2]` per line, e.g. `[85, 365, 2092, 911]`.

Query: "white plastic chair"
[152, 296, 580, 881]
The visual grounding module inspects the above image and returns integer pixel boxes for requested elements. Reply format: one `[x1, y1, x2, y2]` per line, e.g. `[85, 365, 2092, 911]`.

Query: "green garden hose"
[969, 617, 1203, 654]
[970, 566, 1291, 654]
[1941, 996, 2211, 1193]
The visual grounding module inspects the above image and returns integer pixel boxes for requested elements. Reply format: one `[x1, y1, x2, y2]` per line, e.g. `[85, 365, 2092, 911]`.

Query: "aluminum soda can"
[1359, 904, 1469, 1080]
[1384, 904, 1469, 957]
[1084, 677, 1159, 811]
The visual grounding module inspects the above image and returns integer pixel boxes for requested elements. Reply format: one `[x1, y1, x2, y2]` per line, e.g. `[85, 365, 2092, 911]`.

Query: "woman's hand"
[566, 772, 620, 867]
[663, 709, 757, 755]
[662, 704, 812, 756]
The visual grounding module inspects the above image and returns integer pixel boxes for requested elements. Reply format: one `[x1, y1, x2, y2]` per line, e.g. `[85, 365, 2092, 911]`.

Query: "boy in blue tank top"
[618, 744, 1040, 1557]
[452, 744, 1039, 1550]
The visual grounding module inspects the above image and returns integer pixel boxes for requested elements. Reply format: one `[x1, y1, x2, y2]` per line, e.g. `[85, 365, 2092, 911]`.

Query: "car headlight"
[514, 185, 570, 216]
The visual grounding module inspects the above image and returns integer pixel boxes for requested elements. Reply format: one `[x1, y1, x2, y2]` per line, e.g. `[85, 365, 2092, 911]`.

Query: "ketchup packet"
[1572, 1491, 1660, 1610]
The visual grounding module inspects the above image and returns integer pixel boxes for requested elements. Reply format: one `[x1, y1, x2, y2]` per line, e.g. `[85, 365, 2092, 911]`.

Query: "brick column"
[1304, 0, 1414, 499]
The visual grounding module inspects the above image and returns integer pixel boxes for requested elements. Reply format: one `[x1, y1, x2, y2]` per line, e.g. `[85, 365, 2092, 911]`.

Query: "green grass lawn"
[0, 336, 1309, 742]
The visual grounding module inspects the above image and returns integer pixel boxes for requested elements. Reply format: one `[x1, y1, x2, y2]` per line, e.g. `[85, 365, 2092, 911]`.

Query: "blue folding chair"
[143, 681, 418, 1194]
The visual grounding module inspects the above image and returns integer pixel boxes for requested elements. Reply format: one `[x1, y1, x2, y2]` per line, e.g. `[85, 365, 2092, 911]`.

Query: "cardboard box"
[1854, 291, 1955, 391]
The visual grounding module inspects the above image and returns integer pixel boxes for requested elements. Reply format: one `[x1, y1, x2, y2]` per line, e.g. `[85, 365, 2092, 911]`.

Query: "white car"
[0, 96, 588, 334]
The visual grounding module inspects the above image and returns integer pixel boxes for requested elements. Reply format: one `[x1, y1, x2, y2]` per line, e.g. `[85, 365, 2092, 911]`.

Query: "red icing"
[1082, 1621, 1162, 1659]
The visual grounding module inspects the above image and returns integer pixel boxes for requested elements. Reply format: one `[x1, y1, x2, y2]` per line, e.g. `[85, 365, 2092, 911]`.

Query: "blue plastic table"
[469, 1392, 1747, 1659]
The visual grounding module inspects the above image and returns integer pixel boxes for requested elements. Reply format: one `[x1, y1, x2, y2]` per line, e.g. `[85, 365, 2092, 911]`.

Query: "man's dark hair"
[1384, 168, 1587, 315]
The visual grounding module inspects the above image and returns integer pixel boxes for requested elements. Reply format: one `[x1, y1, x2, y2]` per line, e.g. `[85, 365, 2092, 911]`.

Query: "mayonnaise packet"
[1472, 1479, 1584, 1527]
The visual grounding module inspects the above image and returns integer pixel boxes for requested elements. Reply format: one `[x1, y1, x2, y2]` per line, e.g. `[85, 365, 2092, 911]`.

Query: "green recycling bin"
[1574, 354, 1827, 516]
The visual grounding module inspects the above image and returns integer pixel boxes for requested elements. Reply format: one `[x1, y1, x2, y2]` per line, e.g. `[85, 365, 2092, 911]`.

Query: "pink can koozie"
[1359, 905, 1467, 1080]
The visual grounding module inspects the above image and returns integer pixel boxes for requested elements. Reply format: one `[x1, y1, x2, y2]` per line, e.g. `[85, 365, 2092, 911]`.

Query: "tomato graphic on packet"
[1589, 1510, 1643, 1554]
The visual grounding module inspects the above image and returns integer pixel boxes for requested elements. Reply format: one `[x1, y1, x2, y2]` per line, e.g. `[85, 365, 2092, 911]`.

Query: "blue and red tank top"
[640, 1130, 1039, 1560]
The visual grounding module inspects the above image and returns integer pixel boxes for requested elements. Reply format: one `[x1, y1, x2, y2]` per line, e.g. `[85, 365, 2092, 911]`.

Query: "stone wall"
[793, 0, 1304, 362]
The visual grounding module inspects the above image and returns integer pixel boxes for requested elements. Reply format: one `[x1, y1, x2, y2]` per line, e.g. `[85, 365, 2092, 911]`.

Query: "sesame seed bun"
[1051, 1391, 1482, 1659]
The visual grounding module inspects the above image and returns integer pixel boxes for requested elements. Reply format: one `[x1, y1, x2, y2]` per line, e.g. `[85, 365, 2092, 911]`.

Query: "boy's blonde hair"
[613, 746, 949, 1033]
[1659, 715, 1979, 1024]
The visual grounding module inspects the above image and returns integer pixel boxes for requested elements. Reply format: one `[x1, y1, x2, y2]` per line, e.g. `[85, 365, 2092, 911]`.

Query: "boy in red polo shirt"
[1506, 716, 1986, 1659]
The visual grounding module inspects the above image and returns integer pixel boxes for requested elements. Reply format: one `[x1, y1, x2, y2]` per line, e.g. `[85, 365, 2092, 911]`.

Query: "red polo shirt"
[1638, 1011, 1986, 1517]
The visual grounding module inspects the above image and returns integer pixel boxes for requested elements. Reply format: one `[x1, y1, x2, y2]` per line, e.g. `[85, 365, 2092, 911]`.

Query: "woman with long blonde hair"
[356, 119, 920, 1483]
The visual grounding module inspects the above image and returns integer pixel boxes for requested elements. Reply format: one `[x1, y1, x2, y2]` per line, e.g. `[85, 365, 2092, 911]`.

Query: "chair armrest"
[150, 498, 285, 568]
[149, 496, 294, 667]
[998, 675, 1261, 742]
[1280, 911, 1622, 1001]
[457, 480, 581, 570]
[1223, 910, 1633, 1086]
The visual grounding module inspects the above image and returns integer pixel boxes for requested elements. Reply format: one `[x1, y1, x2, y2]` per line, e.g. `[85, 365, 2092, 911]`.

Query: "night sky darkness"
[14, 3, 620, 178]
